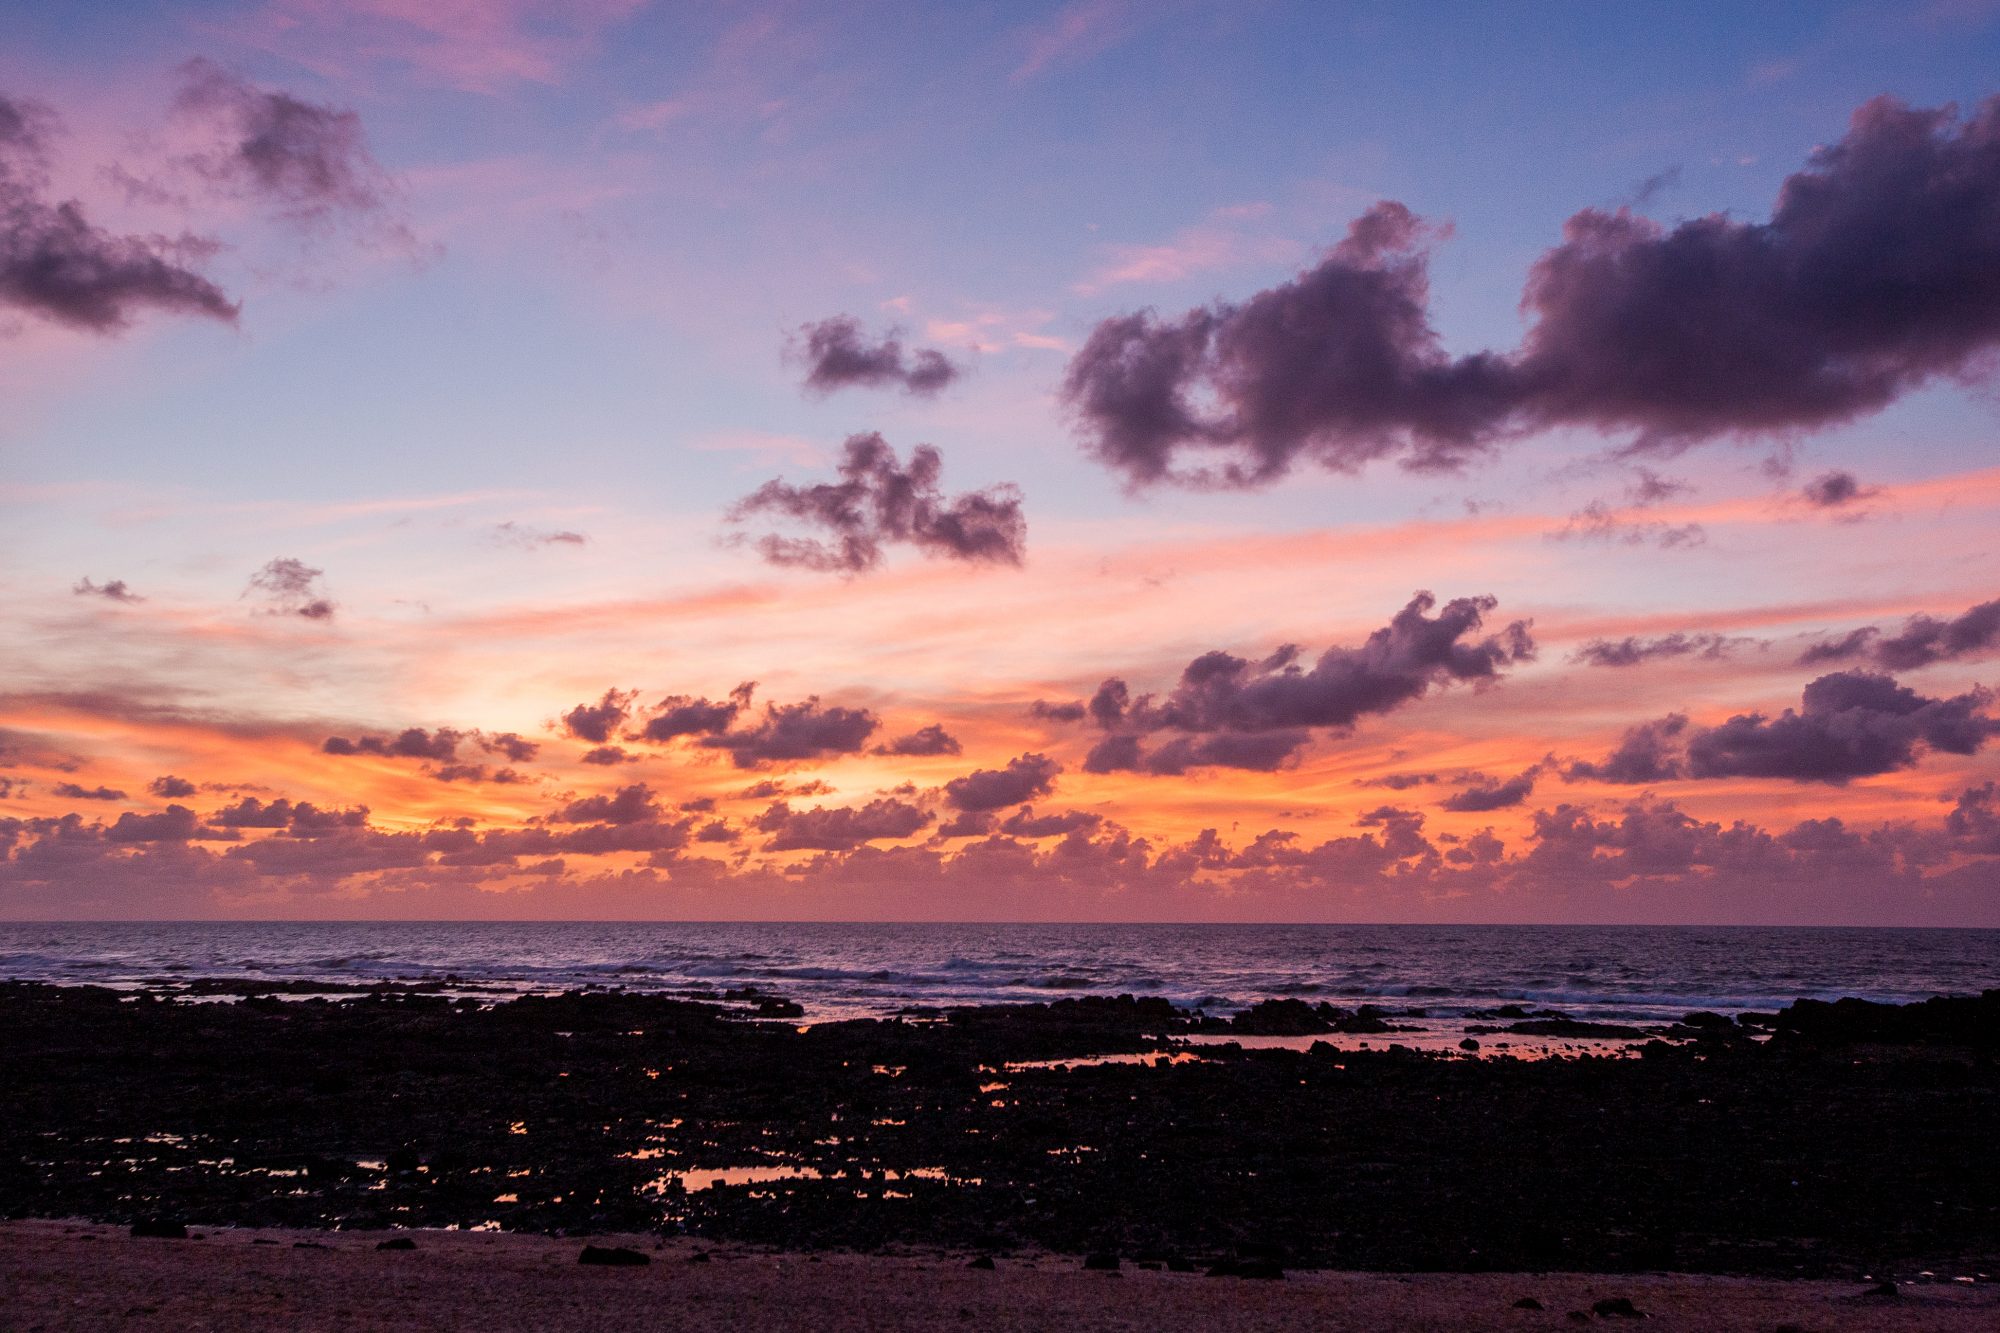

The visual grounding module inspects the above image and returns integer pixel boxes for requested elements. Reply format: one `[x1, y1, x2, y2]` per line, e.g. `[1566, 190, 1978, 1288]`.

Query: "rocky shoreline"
[3, 981, 1997, 1279]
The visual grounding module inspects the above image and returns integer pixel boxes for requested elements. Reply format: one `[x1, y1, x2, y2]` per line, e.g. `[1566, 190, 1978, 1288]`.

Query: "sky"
[3, 0, 2000, 923]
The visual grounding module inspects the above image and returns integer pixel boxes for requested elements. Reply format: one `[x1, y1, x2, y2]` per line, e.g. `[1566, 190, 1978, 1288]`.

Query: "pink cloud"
[235, 0, 648, 93]
[1012, 0, 1142, 83]
[1073, 210, 1303, 294]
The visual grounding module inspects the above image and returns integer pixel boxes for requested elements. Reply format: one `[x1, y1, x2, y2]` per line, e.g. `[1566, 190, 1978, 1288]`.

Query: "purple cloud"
[728, 434, 1026, 574]
[171, 59, 391, 227]
[1439, 766, 1543, 812]
[1065, 96, 2000, 485]
[1800, 470, 1878, 509]
[635, 684, 755, 743]
[792, 316, 962, 396]
[1570, 633, 1739, 668]
[700, 697, 880, 770]
[754, 796, 933, 851]
[52, 782, 125, 801]
[874, 724, 962, 757]
[1571, 673, 1998, 786]
[1079, 593, 1534, 774]
[1799, 597, 2000, 670]
[555, 783, 660, 826]
[0, 94, 236, 333]
[561, 689, 636, 744]
[246, 558, 335, 620]
[943, 753, 1061, 812]
[73, 577, 142, 603]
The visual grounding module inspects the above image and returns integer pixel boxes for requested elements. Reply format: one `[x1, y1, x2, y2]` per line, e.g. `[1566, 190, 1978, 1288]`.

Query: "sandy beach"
[4, 1220, 1995, 1333]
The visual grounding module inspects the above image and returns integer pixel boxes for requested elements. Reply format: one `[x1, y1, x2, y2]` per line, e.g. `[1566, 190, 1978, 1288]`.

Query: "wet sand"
[4, 1221, 1995, 1333]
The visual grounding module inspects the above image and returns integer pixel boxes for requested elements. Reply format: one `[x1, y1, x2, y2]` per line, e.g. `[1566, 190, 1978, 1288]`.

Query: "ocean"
[3, 921, 1995, 1029]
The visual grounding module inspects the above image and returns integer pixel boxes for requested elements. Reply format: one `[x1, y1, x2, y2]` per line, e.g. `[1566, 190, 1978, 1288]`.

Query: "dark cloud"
[1065, 96, 2000, 485]
[428, 763, 526, 785]
[636, 683, 754, 743]
[1686, 671, 1996, 783]
[171, 59, 389, 226]
[211, 796, 367, 836]
[1625, 467, 1690, 507]
[1798, 626, 1881, 667]
[754, 797, 933, 851]
[481, 732, 538, 763]
[73, 577, 142, 603]
[1572, 673, 1998, 786]
[1798, 598, 2000, 670]
[792, 315, 962, 396]
[1028, 699, 1087, 723]
[555, 784, 660, 826]
[874, 723, 962, 757]
[324, 727, 462, 761]
[1062, 202, 1513, 486]
[1360, 772, 1439, 790]
[147, 775, 197, 799]
[1947, 783, 2000, 854]
[561, 689, 636, 744]
[104, 805, 204, 844]
[700, 697, 879, 770]
[1087, 679, 1131, 729]
[0, 94, 236, 333]
[1800, 470, 1877, 509]
[1088, 730, 1310, 776]
[318, 726, 530, 772]
[936, 810, 994, 838]
[1080, 593, 1534, 774]
[52, 782, 125, 801]
[729, 434, 1026, 575]
[581, 746, 638, 766]
[1564, 714, 1692, 784]
[943, 753, 1061, 812]
[1570, 633, 1739, 668]
[1439, 765, 1541, 812]
[998, 806, 1102, 837]
[246, 558, 335, 620]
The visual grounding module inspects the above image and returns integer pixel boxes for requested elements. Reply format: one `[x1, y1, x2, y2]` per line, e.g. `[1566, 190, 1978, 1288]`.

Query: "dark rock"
[1500, 1018, 1651, 1039]
[687, 1251, 711, 1263]
[1230, 999, 1340, 1035]
[1165, 1255, 1197, 1273]
[966, 1255, 995, 1270]
[1861, 1280, 1899, 1298]
[1459, 1038, 1481, 1052]
[1513, 1296, 1544, 1309]
[1083, 1252, 1120, 1271]
[376, 1237, 417, 1250]
[1234, 1258, 1284, 1279]
[1591, 1296, 1644, 1317]
[578, 1245, 650, 1266]
[129, 1220, 186, 1239]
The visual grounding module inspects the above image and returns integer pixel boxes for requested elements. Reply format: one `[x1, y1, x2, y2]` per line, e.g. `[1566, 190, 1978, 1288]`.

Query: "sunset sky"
[4, 1, 2000, 923]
